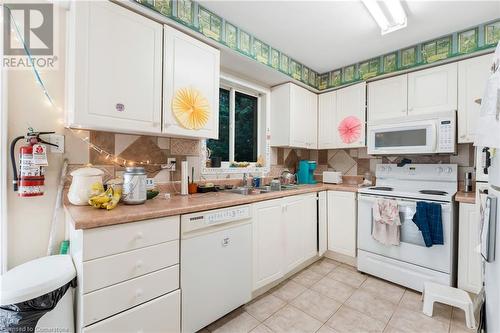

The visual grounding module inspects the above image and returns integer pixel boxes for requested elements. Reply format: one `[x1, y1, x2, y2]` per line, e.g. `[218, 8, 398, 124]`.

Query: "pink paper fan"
[338, 116, 362, 144]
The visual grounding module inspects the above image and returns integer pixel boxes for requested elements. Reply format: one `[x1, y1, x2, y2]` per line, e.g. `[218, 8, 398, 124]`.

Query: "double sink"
[229, 184, 303, 195]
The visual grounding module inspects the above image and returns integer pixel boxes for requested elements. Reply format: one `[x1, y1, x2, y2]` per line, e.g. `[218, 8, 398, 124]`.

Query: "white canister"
[68, 167, 104, 205]
[123, 167, 147, 205]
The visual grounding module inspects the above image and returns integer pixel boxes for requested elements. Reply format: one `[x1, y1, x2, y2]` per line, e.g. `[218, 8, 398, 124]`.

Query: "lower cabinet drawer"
[83, 290, 180, 333]
[83, 240, 179, 293]
[83, 265, 179, 326]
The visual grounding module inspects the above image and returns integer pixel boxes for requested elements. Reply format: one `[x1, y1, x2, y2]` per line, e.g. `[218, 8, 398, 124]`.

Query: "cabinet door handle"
[408, 107, 414, 111]
[460, 135, 466, 139]
[474, 98, 482, 105]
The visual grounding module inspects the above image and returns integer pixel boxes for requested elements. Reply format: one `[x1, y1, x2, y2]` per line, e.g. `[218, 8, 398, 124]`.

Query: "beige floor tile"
[290, 289, 342, 322]
[451, 307, 477, 331]
[326, 305, 386, 333]
[345, 289, 398, 324]
[311, 276, 356, 303]
[263, 304, 323, 333]
[245, 294, 286, 322]
[209, 309, 260, 333]
[359, 277, 405, 304]
[308, 259, 340, 276]
[250, 324, 274, 333]
[326, 266, 367, 288]
[399, 290, 452, 324]
[449, 324, 477, 333]
[387, 307, 449, 333]
[316, 324, 338, 333]
[272, 280, 307, 302]
[383, 325, 406, 333]
[292, 268, 324, 287]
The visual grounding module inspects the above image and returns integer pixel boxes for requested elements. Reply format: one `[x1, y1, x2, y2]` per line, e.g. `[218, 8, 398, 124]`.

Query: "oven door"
[367, 121, 436, 155]
[358, 194, 453, 273]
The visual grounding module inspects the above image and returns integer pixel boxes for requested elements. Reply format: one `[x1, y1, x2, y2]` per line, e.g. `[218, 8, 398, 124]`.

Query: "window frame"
[201, 73, 270, 175]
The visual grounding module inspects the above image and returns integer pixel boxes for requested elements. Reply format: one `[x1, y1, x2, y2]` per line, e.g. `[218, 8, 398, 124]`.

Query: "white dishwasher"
[181, 205, 252, 333]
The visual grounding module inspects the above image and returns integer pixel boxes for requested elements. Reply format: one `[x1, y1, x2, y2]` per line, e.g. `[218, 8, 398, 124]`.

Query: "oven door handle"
[358, 194, 451, 207]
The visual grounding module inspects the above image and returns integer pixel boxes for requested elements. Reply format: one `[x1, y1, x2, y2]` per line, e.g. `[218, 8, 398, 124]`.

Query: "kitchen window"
[207, 86, 259, 163]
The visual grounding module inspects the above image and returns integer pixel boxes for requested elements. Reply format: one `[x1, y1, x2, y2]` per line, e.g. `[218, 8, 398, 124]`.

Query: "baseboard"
[324, 250, 357, 268]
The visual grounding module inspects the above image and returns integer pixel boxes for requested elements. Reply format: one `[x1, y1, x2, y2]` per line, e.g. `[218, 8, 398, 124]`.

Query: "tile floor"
[201, 258, 477, 333]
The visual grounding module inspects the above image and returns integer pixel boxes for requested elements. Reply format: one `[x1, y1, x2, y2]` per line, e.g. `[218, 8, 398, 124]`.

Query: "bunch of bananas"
[88, 184, 122, 210]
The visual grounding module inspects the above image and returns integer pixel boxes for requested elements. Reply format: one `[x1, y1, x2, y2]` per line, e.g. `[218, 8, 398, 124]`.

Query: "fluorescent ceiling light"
[362, 0, 407, 35]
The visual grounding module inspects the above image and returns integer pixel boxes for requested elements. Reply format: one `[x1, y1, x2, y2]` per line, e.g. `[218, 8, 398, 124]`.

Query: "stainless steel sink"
[229, 186, 271, 195]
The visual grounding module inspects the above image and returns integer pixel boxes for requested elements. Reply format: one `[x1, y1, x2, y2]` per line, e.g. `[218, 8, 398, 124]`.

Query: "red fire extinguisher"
[10, 130, 58, 197]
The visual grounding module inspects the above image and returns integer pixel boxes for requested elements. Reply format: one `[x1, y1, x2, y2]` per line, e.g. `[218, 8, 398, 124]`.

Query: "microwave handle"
[430, 123, 437, 152]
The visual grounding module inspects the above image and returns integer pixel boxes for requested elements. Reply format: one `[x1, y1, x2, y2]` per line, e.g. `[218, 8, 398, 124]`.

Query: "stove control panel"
[376, 164, 457, 181]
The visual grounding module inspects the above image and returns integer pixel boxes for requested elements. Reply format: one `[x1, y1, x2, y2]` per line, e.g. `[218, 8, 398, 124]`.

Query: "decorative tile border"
[136, 0, 499, 90]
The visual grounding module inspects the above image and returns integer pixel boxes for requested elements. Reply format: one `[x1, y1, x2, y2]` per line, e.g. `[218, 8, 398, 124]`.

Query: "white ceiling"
[199, 0, 500, 73]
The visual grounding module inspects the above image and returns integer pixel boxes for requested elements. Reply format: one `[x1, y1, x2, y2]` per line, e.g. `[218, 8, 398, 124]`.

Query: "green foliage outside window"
[207, 89, 229, 161]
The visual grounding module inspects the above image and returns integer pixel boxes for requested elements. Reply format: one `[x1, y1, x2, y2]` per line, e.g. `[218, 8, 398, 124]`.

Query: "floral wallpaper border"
[136, 0, 500, 90]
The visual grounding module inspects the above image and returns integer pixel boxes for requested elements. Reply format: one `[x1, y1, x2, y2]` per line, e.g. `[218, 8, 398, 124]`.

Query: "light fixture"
[362, 0, 407, 35]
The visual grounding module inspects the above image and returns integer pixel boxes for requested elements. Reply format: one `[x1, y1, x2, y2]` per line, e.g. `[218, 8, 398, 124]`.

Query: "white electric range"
[357, 164, 458, 292]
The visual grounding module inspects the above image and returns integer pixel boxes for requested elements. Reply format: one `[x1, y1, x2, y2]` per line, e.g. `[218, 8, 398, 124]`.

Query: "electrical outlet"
[48, 134, 65, 153]
[167, 158, 176, 171]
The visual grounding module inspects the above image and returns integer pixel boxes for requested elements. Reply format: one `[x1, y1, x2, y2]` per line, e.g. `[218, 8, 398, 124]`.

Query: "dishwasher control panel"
[181, 205, 251, 234]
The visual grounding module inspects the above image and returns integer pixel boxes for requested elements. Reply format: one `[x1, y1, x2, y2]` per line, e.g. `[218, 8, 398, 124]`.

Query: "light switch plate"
[48, 134, 65, 153]
[167, 158, 176, 171]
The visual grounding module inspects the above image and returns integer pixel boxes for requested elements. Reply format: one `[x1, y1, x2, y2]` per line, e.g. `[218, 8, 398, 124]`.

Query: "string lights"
[7, 6, 172, 170]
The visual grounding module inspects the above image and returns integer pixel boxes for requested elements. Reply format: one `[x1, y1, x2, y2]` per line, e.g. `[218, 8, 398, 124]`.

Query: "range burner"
[369, 187, 393, 191]
[419, 190, 448, 196]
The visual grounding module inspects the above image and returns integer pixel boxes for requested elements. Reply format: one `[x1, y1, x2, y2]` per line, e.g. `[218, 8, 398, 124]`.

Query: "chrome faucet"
[242, 173, 248, 187]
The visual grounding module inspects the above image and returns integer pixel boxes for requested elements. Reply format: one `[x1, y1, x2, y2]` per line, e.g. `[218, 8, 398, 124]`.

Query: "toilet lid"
[0, 255, 76, 305]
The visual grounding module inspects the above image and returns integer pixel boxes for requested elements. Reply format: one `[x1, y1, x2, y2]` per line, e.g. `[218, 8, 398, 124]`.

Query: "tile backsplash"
[83, 131, 476, 185]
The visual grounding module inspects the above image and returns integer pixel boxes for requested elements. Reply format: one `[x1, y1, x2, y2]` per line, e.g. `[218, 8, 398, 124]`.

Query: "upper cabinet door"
[163, 25, 220, 139]
[368, 74, 408, 121]
[458, 54, 492, 143]
[271, 83, 317, 149]
[408, 63, 457, 114]
[318, 91, 337, 149]
[66, 1, 163, 134]
[335, 82, 366, 148]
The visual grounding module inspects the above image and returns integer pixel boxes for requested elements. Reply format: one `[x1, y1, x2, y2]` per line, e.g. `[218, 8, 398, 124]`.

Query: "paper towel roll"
[181, 161, 188, 195]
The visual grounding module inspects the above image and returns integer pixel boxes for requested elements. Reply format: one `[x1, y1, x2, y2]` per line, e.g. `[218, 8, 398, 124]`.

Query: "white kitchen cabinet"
[252, 193, 318, 290]
[334, 82, 366, 148]
[368, 74, 408, 121]
[318, 91, 337, 149]
[68, 215, 181, 332]
[408, 63, 457, 115]
[458, 202, 483, 294]
[327, 191, 357, 257]
[271, 83, 318, 149]
[66, 1, 163, 134]
[252, 199, 285, 290]
[283, 193, 318, 273]
[458, 54, 492, 143]
[163, 24, 220, 139]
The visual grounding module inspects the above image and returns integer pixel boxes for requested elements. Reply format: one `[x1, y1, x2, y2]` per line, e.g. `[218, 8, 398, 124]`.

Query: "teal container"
[297, 160, 317, 184]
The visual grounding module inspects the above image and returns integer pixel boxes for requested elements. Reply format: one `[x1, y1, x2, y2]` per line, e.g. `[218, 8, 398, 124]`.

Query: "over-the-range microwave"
[367, 111, 456, 155]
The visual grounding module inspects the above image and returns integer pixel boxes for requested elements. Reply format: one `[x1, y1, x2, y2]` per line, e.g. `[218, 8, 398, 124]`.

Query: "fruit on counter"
[89, 182, 105, 197]
[88, 186, 122, 210]
[147, 190, 159, 200]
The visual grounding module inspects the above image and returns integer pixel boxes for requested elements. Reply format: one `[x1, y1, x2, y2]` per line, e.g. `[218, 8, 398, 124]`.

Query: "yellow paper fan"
[172, 87, 210, 130]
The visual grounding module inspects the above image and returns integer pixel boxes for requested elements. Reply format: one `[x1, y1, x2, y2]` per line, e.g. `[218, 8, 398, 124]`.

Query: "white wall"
[5, 5, 89, 269]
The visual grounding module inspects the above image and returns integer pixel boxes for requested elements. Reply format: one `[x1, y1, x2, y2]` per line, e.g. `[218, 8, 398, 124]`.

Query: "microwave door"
[369, 122, 435, 154]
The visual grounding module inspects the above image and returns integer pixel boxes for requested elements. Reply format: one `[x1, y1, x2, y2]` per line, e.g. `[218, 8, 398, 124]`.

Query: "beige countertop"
[65, 183, 360, 230]
[455, 190, 476, 204]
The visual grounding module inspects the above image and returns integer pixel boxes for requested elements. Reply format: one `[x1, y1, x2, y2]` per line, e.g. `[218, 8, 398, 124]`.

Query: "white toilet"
[0, 255, 76, 332]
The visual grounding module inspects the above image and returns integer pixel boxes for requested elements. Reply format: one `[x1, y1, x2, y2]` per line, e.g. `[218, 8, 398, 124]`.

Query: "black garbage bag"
[0, 279, 76, 333]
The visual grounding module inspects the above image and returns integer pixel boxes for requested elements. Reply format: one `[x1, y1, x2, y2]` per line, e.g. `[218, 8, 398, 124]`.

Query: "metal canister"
[123, 167, 147, 205]
[464, 171, 473, 192]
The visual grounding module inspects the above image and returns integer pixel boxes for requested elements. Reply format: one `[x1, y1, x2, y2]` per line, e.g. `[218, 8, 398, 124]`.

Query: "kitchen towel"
[412, 202, 444, 247]
[372, 198, 401, 246]
[475, 42, 500, 149]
